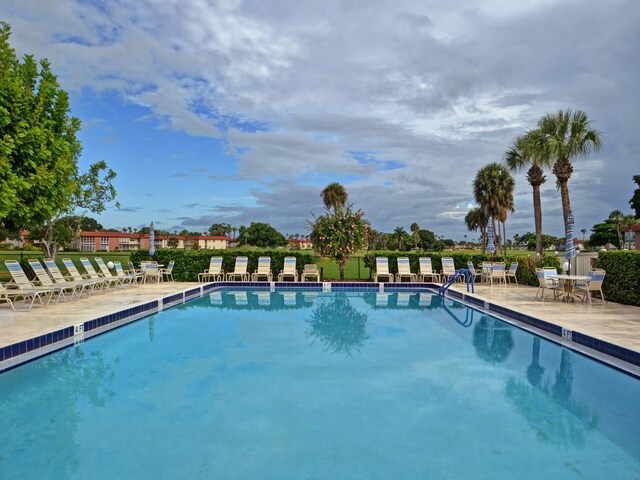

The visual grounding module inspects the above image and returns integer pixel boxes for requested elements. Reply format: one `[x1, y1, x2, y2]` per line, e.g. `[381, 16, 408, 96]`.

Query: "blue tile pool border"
[1, 281, 639, 375]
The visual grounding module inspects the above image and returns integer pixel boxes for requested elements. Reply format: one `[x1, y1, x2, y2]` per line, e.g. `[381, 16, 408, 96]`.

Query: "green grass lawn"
[316, 256, 371, 280]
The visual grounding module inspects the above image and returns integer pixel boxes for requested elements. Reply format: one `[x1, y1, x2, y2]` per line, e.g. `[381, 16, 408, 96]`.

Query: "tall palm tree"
[410, 222, 420, 249]
[537, 110, 602, 227]
[465, 207, 488, 253]
[473, 163, 515, 255]
[580, 228, 587, 242]
[505, 130, 553, 255]
[393, 226, 406, 251]
[321, 182, 348, 213]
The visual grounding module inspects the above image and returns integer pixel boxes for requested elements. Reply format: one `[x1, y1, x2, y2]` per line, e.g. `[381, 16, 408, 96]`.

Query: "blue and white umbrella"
[564, 211, 576, 272]
[149, 221, 155, 256]
[486, 221, 496, 255]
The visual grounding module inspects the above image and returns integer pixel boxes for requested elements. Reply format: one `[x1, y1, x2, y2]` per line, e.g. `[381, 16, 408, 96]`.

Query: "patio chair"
[251, 256, 272, 281]
[141, 261, 161, 283]
[0, 283, 16, 310]
[62, 258, 107, 291]
[467, 262, 482, 282]
[127, 261, 145, 283]
[278, 256, 298, 282]
[3, 260, 55, 308]
[505, 262, 519, 284]
[226, 256, 249, 281]
[80, 258, 119, 289]
[301, 264, 320, 282]
[28, 259, 76, 301]
[198, 257, 224, 282]
[574, 269, 606, 304]
[95, 257, 127, 287]
[113, 261, 137, 286]
[535, 268, 562, 301]
[374, 257, 394, 283]
[480, 262, 493, 283]
[159, 260, 175, 282]
[441, 257, 457, 282]
[418, 257, 440, 282]
[44, 259, 96, 296]
[489, 262, 507, 286]
[396, 257, 417, 282]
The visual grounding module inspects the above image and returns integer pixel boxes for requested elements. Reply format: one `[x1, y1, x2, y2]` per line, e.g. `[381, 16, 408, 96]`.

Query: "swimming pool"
[1, 289, 638, 479]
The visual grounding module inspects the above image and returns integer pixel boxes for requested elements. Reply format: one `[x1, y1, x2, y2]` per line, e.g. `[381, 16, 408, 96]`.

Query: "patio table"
[551, 274, 591, 302]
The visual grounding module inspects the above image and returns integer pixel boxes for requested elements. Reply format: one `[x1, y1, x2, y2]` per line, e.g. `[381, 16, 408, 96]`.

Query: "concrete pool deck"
[1, 281, 639, 372]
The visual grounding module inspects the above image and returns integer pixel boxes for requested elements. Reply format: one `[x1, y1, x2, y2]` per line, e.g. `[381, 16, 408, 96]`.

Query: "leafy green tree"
[237, 222, 287, 248]
[506, 130, 553, 255]
[418, 229, 441, 251]
[536, 109, 602, 227]
[167, 236, 179, 248]
[309, 206, 369, 280]
[629, 175, 640, 218]
[208, 223, 232, 236]
[320, 182, 348, 213]
[0, 23, 117, 257]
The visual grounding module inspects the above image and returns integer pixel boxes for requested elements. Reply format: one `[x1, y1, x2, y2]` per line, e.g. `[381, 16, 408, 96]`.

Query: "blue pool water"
[1, 290, 639, 479]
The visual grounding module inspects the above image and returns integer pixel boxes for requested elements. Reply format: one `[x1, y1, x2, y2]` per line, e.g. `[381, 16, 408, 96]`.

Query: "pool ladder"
[438, 268, 474, 296]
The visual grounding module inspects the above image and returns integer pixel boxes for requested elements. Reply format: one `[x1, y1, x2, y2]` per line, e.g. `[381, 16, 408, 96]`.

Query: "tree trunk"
[553, 157, 573, 228]
[532, 184, 543, 255]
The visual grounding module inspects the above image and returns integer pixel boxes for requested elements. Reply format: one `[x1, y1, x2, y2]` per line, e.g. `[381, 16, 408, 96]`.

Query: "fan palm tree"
[505, 130, 553, 255]
[321, 182, 348, 213]
[465, 207, 488, 253]
[393, 226, 406, 251]
[473, 163, 515, 255]
[537, 110, 602, 227]
[410, 222, 420, 249]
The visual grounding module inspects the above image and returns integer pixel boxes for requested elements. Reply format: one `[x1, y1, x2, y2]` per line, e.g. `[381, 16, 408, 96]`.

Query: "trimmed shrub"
[597, 250, 640, 306]
[130, 249, 316, 282]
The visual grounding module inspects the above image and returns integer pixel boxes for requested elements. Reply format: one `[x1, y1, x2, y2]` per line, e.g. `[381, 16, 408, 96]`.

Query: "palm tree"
[537, 110, 602, 227]
[393, 226, 406, 251]
[465, 207, 488, 252]
[581, 228, 587, 242]
[321, 182, 348, 213]
[505, 130, 553, 255]
[410, 222, 420, 249]
[473, 163, 515, 255]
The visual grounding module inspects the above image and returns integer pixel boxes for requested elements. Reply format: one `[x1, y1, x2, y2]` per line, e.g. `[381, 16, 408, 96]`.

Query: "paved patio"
[1, 281, 639, 368]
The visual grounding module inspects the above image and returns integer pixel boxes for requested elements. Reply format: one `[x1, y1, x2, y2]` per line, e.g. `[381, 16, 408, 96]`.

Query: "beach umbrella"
[149, 221, 155, 256]
[564, 211, 576, 274]
[486, 221, 496, 255]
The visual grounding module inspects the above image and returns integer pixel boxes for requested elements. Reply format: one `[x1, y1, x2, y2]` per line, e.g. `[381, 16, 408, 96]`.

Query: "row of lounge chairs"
[198, 256, 320, 283]
[0, 257, 174, 310]
[374, 257, 519, 284]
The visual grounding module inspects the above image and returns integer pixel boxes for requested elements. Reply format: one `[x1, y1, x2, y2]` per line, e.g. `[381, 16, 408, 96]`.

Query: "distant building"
[287, 238, 314, 250]
[79, 231, 233, 252]
[621, 224, 640, 250]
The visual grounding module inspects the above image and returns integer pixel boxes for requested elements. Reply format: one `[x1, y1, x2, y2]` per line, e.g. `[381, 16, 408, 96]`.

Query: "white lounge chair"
[113, 261, 137, 286]
[62, 258, 107, 291]
[28, 259, 76, 301]
[251, 256, 272, 281]
[80, 257, 119, 288]
[4, 260, 55, 308]
[199, 257, 224, 282]
[301, 264, 320, 282]
[95, 257, 127, 287]
[441, 257, 457, 282]
[44, 259, 97, 296]
[374, 257, 394, 283]
[278, 256, 298, 282]
[226, 256, 249, 281]
[418, 257, 440, 282]
[396, 257, 417, 282]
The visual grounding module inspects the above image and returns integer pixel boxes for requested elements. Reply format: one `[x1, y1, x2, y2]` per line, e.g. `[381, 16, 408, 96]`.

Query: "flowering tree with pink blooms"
[309, 206, 369, 280]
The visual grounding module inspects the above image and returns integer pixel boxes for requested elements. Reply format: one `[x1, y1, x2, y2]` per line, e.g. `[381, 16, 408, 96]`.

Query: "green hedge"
[130, 249, 316, 282]
[362, 251, 560, 286]
[597, 251, 640, 306]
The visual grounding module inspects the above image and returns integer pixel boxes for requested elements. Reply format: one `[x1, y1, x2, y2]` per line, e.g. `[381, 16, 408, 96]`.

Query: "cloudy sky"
[2, 0, 639, 240]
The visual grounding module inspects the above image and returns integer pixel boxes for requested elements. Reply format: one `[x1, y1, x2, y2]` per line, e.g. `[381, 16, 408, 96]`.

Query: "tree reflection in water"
[506, 342, 598, 448]
[472, 315, 514, 364]
[306, 293, 369, 356]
